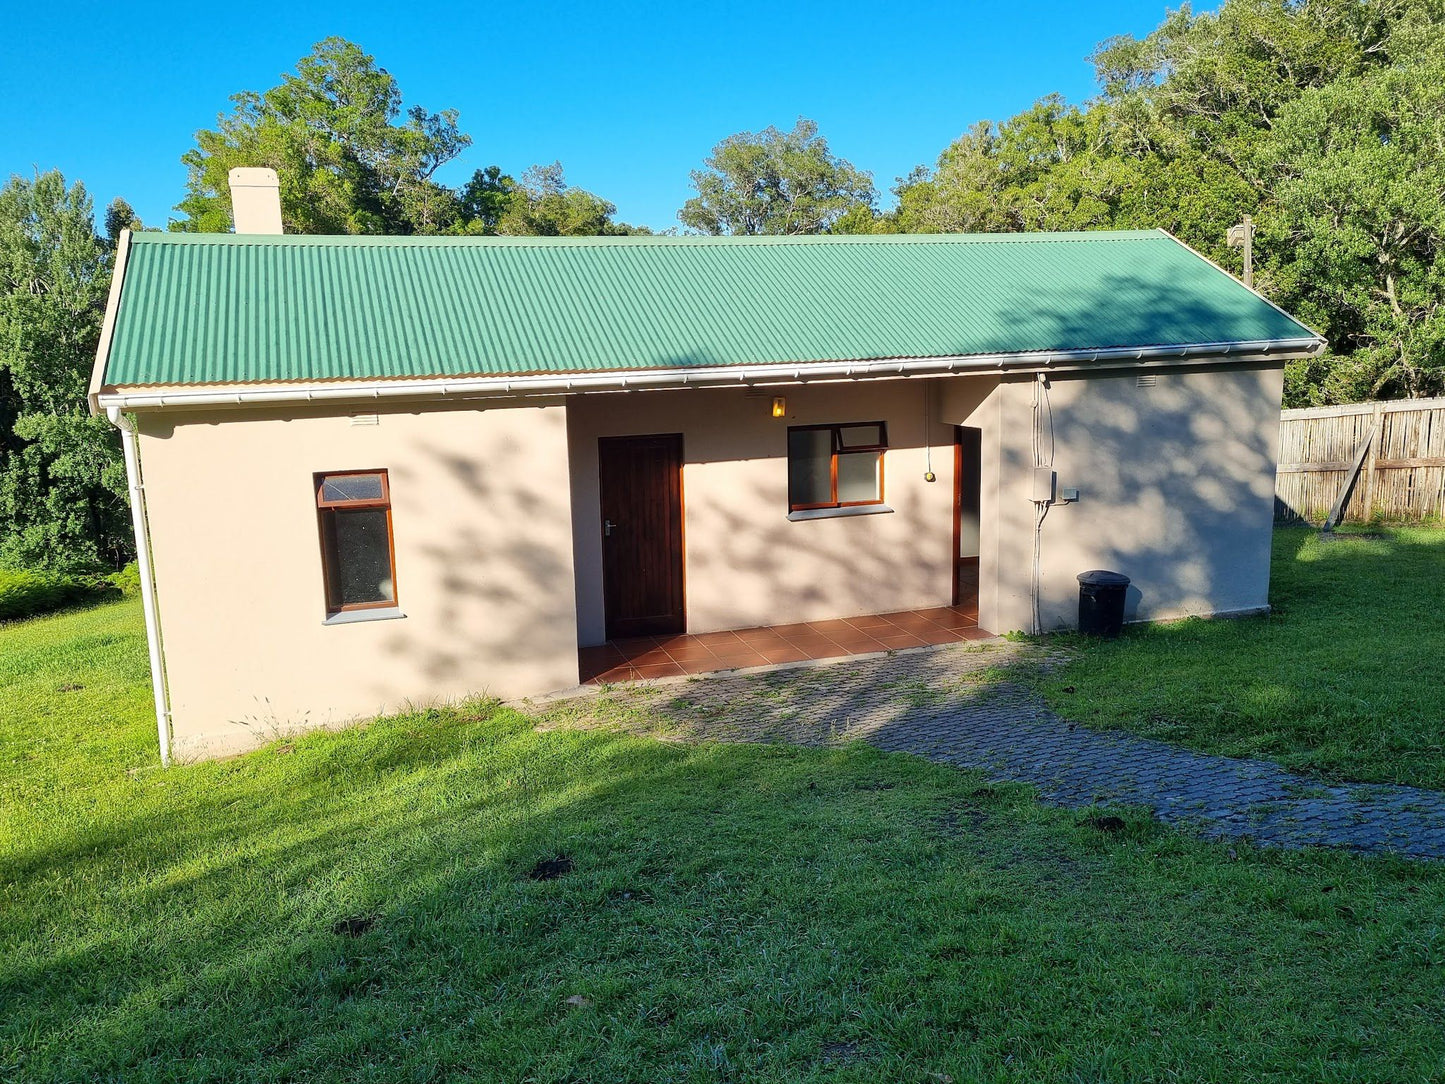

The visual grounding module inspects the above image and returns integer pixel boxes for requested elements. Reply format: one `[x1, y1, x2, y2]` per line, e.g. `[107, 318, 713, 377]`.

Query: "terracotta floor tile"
[959, 626, 993, 640]
[676, 655, 726, 674]
[786, 633, 843, 650]
[708, 648, 768, 667]
[826, 634, 887, 653]
[879, 616, 944, 636]
[763, 622, 811, 637]
[844, 613, 896, 631]
[733, 625, 787, 642]
[805, 620, 861, 637]
[693, 631, 745, 649]
[870, 629, 930, 649]
[800, 641, 856, 660]
[754, 644, 813, 664]
[939, 613, 978, 630]
[661, 642, 719, 663]
[911, 606, 964, 623]
[632, 661, 685, 680]
[873, 611, 925, 625]
[590, 666, 638, 684]
[625, 648, 677, 666]
[577, 648, 623, 679]
[919, 627, 970, 644]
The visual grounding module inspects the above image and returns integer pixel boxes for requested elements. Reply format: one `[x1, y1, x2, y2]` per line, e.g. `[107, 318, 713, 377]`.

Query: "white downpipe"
[108, 406, 171, 766]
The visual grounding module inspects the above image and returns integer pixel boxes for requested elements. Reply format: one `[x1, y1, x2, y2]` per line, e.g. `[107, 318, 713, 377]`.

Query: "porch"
[579, 562, 982, 684]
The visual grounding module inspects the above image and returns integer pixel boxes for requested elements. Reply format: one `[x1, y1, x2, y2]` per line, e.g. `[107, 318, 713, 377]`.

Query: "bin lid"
[1077, 569, 1131, 586]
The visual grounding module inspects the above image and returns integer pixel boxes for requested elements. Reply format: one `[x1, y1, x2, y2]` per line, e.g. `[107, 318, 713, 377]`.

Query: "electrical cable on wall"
[923, 381, 936, 482]
[1030, 373, 1056, 634]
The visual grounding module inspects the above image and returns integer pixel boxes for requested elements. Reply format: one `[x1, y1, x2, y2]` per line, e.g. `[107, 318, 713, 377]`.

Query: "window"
[316, 470, 397, 614]
[787, 422, 887, 511]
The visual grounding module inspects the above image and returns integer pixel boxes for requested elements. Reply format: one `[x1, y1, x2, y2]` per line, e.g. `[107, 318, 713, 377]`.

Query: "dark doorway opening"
[953, 426, 982, 608]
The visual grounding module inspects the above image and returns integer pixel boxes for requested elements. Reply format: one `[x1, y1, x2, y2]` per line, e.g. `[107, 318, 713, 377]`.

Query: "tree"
[889, 0, 1445, 405]
[679, 118, 875, 235]
[1263, 33, 1445, 401]
[0, 172, 130, 571]
[453, 162, 649, 236]
[175, 37, 470, 235]
[104, 198, 143, 244]
[456, 166, 522, 234]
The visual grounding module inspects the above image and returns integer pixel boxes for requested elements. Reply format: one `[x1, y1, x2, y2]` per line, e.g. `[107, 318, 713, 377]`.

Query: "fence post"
[1360, 401, 1382, 522]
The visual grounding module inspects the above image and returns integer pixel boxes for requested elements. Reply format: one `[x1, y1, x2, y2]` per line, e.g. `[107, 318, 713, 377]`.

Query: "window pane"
[331, 508, 395, 605]
[321, 473, 385, 503]
[837, 450, 881, 503]
[837, 424, 884, 449]
[788, 429, 833, 506]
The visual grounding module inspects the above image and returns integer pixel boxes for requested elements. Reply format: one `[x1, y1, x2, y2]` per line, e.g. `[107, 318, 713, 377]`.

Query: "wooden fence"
[1276, 397, 1445, 524]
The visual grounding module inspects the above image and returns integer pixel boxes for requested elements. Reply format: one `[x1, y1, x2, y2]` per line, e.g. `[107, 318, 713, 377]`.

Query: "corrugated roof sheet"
[101, 230, 1316, 387]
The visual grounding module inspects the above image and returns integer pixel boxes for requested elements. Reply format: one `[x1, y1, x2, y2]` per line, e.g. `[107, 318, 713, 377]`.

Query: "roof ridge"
[133, 229, 1170, 247]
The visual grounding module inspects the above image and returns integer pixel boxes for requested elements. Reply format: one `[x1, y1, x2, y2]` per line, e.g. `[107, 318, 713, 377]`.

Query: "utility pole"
[1227, 214, 1255, 288]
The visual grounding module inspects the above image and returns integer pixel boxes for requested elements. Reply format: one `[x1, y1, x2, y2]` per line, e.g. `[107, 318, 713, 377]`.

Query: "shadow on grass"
[8, 691, 1445, 1083]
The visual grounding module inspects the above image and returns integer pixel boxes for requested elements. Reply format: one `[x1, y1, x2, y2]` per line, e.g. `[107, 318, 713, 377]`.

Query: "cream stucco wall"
[567, 380, 965, 645]
[950, 363, 1285, 633]
[136, 400, 578, 759]
[132, 360, 1284, 760]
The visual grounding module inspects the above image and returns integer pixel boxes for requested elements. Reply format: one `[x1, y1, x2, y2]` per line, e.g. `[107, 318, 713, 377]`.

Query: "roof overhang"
[94, 335, 1326, 414]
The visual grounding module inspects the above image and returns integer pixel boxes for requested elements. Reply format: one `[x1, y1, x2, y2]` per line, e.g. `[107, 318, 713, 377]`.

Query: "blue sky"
[2, 1, 1177, 232]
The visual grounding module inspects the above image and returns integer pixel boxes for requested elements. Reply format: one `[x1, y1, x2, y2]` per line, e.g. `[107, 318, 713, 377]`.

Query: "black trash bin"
[1077, 570, 1130, 637]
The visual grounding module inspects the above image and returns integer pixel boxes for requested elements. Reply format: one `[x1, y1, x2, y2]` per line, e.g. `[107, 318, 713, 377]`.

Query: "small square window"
[787, 422, 887, 511]
[315, 470, 397, 614]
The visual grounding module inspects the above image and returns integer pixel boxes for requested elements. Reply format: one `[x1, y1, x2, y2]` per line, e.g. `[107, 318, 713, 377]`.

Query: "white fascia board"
[95, 337, 1326, 413]
[88, 229, 132, 416]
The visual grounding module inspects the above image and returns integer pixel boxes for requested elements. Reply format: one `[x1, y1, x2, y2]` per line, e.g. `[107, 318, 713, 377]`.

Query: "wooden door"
[599, 434, 685, 639]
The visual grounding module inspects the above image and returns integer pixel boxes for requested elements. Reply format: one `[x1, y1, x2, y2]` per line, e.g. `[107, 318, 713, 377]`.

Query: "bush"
[0, 569, 115, 621]
[108, 562, 141, 596]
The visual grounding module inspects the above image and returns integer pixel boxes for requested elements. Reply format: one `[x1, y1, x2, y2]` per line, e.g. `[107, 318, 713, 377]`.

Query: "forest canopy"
[844, 0, 1445, 406]
[6, 0, 1443, 571]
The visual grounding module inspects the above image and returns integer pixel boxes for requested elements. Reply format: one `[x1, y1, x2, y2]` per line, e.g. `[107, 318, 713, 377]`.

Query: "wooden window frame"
[787, 422, 888, 512]
[315, 469, 398, 615]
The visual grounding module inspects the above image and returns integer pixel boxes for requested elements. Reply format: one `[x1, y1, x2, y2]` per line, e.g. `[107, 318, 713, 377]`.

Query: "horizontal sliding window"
[316, 470, 397, 614]
[788, 422, 887, 512]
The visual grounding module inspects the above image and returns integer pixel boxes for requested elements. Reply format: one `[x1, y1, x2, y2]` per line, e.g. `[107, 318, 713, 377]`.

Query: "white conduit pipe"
[108, 406, 171, 766]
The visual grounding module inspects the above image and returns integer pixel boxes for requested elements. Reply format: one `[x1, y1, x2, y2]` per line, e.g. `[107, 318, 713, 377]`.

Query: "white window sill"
[787, 504, 893, 522]
[323, 606, 406, 626]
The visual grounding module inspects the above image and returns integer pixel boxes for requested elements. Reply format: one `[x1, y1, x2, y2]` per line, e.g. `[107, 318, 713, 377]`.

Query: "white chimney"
[228, 167, 283, 235]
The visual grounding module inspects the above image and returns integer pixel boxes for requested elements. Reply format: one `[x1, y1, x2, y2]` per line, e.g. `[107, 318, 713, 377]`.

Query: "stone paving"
[536, 639, 1445, 861]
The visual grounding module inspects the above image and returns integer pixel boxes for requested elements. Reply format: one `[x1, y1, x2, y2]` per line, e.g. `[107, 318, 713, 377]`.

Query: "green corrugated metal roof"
[101, 230, 1317, 388]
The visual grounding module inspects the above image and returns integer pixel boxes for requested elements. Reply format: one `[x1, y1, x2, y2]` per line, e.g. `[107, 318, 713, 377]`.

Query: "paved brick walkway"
[536, 640, 1445, 860]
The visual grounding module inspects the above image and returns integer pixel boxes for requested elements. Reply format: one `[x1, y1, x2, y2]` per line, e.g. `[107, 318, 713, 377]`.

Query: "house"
[89, 171, 1325, 763]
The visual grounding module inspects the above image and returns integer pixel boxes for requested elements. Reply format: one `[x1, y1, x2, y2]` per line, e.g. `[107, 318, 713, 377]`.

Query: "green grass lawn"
[5, 579, 1445, 1081]
[1039, 527, 1445, 789]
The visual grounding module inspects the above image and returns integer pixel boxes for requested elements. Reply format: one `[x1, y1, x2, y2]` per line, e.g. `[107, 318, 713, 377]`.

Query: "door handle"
[604, 519, 617, 537]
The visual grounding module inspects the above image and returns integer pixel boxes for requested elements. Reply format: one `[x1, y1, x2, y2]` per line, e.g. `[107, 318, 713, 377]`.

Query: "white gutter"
[107, 406, 172, 767]
[95, 336, 1325, 413]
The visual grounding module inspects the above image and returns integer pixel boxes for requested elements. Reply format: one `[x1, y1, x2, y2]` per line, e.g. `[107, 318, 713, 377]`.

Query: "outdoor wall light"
[771, 396, 786, 418]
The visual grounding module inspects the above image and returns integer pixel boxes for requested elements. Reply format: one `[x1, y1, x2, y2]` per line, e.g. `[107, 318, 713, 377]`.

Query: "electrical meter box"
[1032, 467, 1057, 503]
